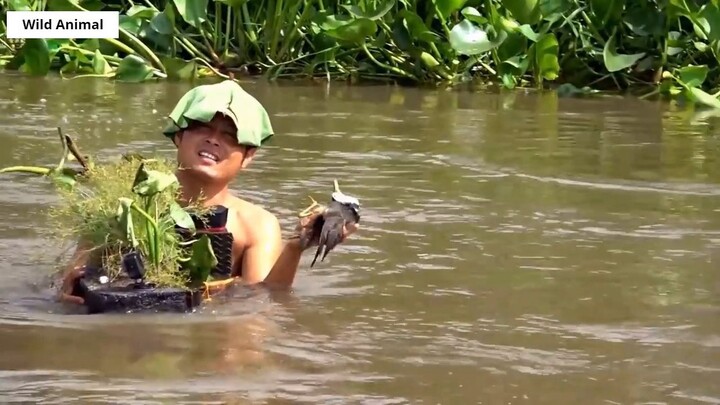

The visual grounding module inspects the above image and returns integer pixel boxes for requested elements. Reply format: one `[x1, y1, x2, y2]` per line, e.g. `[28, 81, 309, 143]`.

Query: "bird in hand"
[296, 180, 361, 267]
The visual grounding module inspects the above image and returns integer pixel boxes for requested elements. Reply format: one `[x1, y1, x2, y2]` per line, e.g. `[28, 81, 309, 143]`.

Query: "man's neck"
[176, 170, 231, 208]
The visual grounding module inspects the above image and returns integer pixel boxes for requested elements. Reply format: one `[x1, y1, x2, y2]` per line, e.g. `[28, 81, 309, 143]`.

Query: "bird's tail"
[311, 217, 344, 267]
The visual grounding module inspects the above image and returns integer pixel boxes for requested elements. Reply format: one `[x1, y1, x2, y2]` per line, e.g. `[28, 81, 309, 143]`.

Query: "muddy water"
[0, 72, 719, 404]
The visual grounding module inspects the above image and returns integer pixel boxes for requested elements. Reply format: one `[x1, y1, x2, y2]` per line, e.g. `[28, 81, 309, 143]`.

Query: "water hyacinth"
[0, 0, 718, 108]
[0, 129, 218, 288]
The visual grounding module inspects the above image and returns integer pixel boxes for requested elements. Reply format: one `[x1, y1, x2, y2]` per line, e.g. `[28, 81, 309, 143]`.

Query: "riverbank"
[2, 0, 719, 107]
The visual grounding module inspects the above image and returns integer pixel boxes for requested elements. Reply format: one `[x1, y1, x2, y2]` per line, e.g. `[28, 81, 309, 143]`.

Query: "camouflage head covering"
[162, 80, 274, 147]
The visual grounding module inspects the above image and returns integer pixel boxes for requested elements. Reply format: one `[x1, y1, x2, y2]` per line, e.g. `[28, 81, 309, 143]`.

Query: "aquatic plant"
[0, 129, 217, 288]
[0, 0, 719, 108]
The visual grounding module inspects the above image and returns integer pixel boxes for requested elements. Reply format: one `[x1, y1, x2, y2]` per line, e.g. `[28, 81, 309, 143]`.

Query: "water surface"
[0, 73, 719, 404]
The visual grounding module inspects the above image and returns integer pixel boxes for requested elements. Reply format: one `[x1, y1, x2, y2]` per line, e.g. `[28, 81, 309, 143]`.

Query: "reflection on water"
[0, 72, 719, 404]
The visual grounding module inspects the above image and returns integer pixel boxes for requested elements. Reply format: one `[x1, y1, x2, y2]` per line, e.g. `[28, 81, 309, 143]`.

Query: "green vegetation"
[0, 130, 217, 288]
[1, 0, 719, 107]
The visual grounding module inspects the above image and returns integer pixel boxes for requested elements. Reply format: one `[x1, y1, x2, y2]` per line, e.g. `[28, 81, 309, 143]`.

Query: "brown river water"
[0, 72, 719, 404]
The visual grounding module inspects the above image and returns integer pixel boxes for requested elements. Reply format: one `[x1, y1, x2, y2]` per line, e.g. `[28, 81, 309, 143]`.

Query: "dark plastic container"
[69, 205, 235, 314]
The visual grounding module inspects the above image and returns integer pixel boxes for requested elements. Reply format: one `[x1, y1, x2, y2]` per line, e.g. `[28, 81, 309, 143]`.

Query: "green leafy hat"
[162, 80, 274, 147]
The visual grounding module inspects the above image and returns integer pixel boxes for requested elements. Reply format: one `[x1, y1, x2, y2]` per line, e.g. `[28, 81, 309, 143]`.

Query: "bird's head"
[331, 179, 361, 217]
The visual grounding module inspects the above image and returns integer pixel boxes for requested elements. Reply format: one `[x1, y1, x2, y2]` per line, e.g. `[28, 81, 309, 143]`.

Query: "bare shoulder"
[225, 195, 281, 242]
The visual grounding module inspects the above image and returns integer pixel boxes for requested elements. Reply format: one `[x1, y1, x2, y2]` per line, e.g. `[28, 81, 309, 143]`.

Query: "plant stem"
[361, 43, 416, 80]
[0, 166, 52, 175]
[130, 201, 159, 266]
[119, 27, 167, 73]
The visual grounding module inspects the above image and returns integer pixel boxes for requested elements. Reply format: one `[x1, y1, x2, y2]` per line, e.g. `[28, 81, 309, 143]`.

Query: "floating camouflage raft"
[1, 128, 361, 314]
[70, 205, 239, 314]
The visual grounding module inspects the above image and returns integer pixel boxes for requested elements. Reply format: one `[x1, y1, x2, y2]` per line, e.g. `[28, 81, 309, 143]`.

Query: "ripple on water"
[0, 369, 404, 404]
[1, 78, 720, 404]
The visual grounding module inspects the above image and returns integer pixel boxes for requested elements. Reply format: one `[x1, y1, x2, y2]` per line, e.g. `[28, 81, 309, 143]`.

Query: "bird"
[299, 180, 361, 267]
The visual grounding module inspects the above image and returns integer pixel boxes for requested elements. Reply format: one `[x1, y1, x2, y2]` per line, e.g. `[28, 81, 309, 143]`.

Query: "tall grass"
[1, 0, 719, 107]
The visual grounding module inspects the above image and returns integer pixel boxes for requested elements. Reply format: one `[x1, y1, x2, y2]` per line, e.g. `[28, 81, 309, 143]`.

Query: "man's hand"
[58, 266, 85, 305]
[294, 203, 359, 251]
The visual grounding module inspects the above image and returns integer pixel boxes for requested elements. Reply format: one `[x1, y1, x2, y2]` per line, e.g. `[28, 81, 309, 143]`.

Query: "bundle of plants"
[1, 129, 230, 314]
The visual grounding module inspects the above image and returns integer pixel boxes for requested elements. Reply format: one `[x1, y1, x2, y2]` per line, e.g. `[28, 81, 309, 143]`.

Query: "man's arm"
[264, 238, 304, 287]
[58, 239, 98, 304]
[241, 213, 304, 289]
[240, 207, 357, 289]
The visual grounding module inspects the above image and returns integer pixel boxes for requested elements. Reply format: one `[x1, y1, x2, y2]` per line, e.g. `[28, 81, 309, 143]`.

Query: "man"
[59, 80, 358, 304]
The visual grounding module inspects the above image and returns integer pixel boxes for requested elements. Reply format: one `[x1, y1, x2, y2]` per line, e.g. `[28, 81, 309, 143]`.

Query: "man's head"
[162, 80, 274, 184]
[172, 113, 256, 184]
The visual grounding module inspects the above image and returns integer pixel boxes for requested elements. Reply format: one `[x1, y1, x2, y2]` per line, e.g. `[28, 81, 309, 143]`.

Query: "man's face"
[174, 113, 256, 183]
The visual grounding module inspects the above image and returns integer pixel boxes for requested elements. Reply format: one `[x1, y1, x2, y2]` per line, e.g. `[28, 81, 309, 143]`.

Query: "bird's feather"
[312, 215, 344, 267]
[310, 200, 357, 267]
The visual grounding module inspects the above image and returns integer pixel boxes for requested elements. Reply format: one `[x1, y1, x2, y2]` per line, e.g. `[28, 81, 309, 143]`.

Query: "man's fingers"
[62, 269, 84, 291]
[340, 223, 359, 242]
[345, 223, 359, 234]
[299, 215, 315, 227]
[60, 293, 84, 305]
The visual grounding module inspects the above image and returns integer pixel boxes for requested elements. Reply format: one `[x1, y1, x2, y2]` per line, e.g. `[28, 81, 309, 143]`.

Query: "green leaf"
[8, 0, 31, 10]
[160, 56, 197, 80]
[116, 197, 138, 248]
[687, 87, 720, 109]
[47, 39, 70, 56]
[323, 18, 377, 45]
[501, 55, 530, 76]
[667, 31, 685, 56]
[460, 7, 487, 24]
[694, 41, 709, 52]
[119, 15, 143, 35]
[61, 58, 80, 74]
[138, 20, 173, 51]
[46, 0, 106, 11]
[78, 0, 106, 11]
[217, 0, 248, 8]
[127, 5, 156, 19]
[115, 54, 154, 82]
[497, 30, 529, 65]
[539, 0, 572, 17]
[534, 33, 560, 80]
[131, 163, 178, 196]
[92, 49, 111, 74]
[435, 0, 469, 19]
[503, 0, 542, 24]
[589, 0, 624, 29]
[169, 201, 196, 231]
[677, 65, 709, 88]
[341, 0, 395, 20]
[449, 20, 506, 55]
[518, 24, 539, 42]
[186, 234, 218, 283]
[398, 10, 440, 43]
[20, 39, 51, 76]
[390, 17, 413, 51]
[150, 9, 174, 35]
[602, 32, 645, 72]
[316, 12, 351, 31]
[81, 38, 101, 51]
[503, 55, 527, 71]
[699, 2, 720, 41]
[51, 173, 77, 190]
[419, 51, 440, 68]
[501, 73, 516, 89]
[170, 0, 208, 28]
[623, 4, 665, 37]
